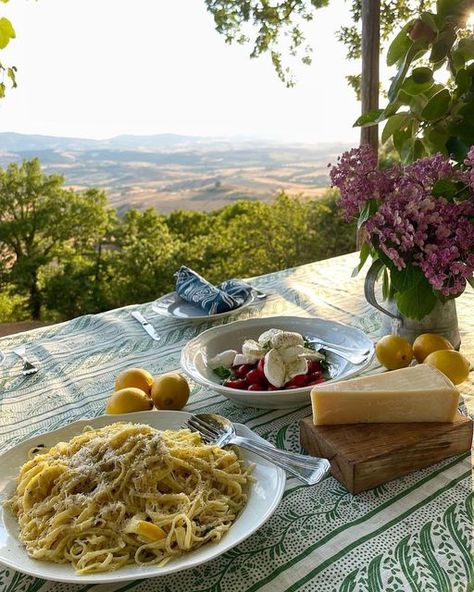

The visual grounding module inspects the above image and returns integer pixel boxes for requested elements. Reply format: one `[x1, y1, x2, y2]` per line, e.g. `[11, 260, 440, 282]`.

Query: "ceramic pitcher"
[364, 260, 461, 349]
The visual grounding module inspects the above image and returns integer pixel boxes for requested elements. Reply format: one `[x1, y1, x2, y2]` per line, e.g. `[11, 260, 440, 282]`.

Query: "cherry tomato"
[285, 374, 308, 389]
[257, 358, 265, 374]
[246, 368, 266, 384]
[247, 383, 265, 391]
[308, 378, 325, 386]
[308, 360, 322, 374]
[307, 371, 323, 382]
[233, 364, 255, 378]
[223, 378, 248, 390]
[267, 384, 279, 391]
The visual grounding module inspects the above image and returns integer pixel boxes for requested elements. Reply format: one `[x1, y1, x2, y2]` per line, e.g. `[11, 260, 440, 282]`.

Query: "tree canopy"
[0, 159, 355, 322]
[205, 0, 433, 91]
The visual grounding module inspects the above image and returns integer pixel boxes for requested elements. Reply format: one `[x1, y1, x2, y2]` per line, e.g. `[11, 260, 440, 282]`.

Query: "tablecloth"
[0, 251, 472, 592]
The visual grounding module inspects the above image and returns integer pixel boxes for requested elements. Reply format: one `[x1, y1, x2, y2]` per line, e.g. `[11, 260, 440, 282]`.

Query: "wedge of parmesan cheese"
[311, 365, 459, 425]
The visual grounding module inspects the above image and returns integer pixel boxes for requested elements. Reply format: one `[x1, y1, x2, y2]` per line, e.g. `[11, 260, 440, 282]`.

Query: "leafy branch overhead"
[205, 0, 433, 88]
[0, 0, 17, 98]
[354, 0, 474, 163]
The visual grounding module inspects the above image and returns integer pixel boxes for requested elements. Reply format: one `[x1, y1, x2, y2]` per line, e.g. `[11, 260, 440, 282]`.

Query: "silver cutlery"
[186, 413, 330, 486]
[306, 339, 372, 365]
[12, 345, 38, 375]
[130, 310, 161, 341]
[251, 288, 272, 300]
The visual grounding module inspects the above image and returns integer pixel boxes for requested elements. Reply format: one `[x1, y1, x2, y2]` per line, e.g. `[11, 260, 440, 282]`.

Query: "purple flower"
[333, 146, 474, 297]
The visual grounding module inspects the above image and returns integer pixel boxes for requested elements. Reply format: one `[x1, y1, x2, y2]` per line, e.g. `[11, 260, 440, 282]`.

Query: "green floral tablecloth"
[0, 252, 472, 592]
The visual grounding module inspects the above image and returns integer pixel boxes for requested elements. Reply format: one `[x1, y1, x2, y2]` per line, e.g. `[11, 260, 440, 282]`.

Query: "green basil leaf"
[213, 366, 232, 380]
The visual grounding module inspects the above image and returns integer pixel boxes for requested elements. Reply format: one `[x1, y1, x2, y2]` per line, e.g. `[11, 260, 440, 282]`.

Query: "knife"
[130, 311, 161, 341]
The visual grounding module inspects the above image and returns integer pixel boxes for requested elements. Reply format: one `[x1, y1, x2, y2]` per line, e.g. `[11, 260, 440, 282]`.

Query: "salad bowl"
[180, 316, 375, 408]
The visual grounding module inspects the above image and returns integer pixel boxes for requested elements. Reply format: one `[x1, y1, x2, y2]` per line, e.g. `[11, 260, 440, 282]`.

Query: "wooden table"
[0, 251, 472, 592]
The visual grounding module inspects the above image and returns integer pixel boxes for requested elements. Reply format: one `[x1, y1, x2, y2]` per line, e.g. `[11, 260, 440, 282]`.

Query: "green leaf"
[432, 178, 458, 198]
[357, 199, 378, 229]
[390, 264, 424, 293]
[353, 108, 385, 128]
[395, 280, 438, 320]
[401, 72, 434, 96]
[456, 37, 474, 62]
[446, 136, 469, 161]
[388, 43, 427, 102]
[423, 126, 449, 155]
[420, 89, 451, 121]
[387, 23, 413, 67]
[382, 267, 390, 301]
[430, 28, 456, 63]
[420, 12, 438, 33]
[393, 126, 412, 154]
[381, 112, 410, 144]
[468, 277, 474, 290]
[455, 68, 471, 95]
[213, 366, 232, 380]
[352, 242, 371, 277]
[0, 17, 15, 49]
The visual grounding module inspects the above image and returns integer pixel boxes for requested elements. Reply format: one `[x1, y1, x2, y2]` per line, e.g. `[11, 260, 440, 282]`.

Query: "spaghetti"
[6, 422, 252, 574]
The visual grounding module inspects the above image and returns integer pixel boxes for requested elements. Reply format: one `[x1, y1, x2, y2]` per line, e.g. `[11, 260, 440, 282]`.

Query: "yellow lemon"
[423, 350, 470, 385]
[106, 387, 153, 414]
[151, 373, 190, 410]
[115, 368, 154, 395]
[412, 333, 454, 363]
[375, 334, 414, 370]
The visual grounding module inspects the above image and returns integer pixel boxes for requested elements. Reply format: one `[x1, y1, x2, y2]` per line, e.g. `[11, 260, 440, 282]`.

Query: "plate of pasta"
[0, 411, 285, 584]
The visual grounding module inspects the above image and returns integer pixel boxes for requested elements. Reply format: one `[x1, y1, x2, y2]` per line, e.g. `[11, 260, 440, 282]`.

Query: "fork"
[186, 413, 330, 485]
[12, 345, 38, 376]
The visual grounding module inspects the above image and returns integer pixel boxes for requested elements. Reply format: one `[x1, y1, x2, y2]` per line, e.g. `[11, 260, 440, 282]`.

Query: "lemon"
[115, 368, 154, 395]
[151, 373, 190, 410]
[106, 387, 153, 414]
[375, 334, 414, 370]
[423, 350, 470, 385]
[412, 333, 454, 363]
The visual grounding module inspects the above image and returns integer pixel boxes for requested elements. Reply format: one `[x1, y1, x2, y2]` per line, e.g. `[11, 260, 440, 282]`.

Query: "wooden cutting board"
[300, 412, 473, 494]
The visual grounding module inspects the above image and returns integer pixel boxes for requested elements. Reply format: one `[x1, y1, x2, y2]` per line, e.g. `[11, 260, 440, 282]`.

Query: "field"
[0, 133, 350, 213]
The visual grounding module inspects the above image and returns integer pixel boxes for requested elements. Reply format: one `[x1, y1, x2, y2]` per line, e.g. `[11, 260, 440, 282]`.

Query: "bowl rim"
[180, 315, 374, 398]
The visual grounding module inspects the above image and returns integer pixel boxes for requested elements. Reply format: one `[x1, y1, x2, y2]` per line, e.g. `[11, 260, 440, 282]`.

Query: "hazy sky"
[0, 0, 372, 143]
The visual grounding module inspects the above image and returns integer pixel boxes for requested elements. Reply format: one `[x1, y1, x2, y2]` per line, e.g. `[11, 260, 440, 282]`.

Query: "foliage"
[0, 159, 110, 319]
[0, 159, 355, 322]
[354, 0, 474, 163]
[0, 0, 17, 98]
[205, 0, 432, 87]
[330, 145, 474, 319]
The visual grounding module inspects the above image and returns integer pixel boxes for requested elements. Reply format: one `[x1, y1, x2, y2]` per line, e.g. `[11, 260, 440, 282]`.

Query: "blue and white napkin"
[175, 266, 253, 314]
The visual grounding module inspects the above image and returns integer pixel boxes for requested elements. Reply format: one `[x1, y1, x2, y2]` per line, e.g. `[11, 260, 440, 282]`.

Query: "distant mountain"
[0, 132, 206, 152]
[0, 132, 351, 213]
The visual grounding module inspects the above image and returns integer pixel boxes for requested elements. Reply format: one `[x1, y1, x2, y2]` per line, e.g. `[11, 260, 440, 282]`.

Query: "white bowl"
[181, 316, 374, 409]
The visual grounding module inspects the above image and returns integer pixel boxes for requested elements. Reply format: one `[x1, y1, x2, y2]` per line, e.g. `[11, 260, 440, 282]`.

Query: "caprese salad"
[206, 328, 328, 391]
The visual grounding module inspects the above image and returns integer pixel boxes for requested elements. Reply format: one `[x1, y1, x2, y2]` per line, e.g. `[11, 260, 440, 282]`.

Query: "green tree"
[355, 0, 474, 162]
[0, 159, 110, 319]
[205, 0, 431, 89]
[110, 209, 180, 306]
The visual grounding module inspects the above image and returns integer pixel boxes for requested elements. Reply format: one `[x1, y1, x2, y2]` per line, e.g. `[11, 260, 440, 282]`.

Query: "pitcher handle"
[364, 259, 400, 321]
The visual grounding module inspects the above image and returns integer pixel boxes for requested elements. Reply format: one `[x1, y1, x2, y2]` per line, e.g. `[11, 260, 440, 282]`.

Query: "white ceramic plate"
[0, 411, 285, 584]
[152, 291, 259, 320]
[181, 316, 375, 409]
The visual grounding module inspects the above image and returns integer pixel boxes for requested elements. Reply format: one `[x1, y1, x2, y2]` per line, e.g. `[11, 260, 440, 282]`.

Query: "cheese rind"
[311, 365, 459, 425]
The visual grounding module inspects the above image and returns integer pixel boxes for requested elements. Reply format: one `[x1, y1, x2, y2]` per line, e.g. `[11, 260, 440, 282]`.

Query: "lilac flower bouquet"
[330, 145, 474, 320]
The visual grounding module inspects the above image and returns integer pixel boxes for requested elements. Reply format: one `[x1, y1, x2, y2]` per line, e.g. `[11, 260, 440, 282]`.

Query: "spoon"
[306, 339, 373, 365]
[186, 413, 330, 485]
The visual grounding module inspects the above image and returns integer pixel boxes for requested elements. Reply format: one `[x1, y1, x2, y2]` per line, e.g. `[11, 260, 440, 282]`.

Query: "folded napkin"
[175, 266, 253, 314]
